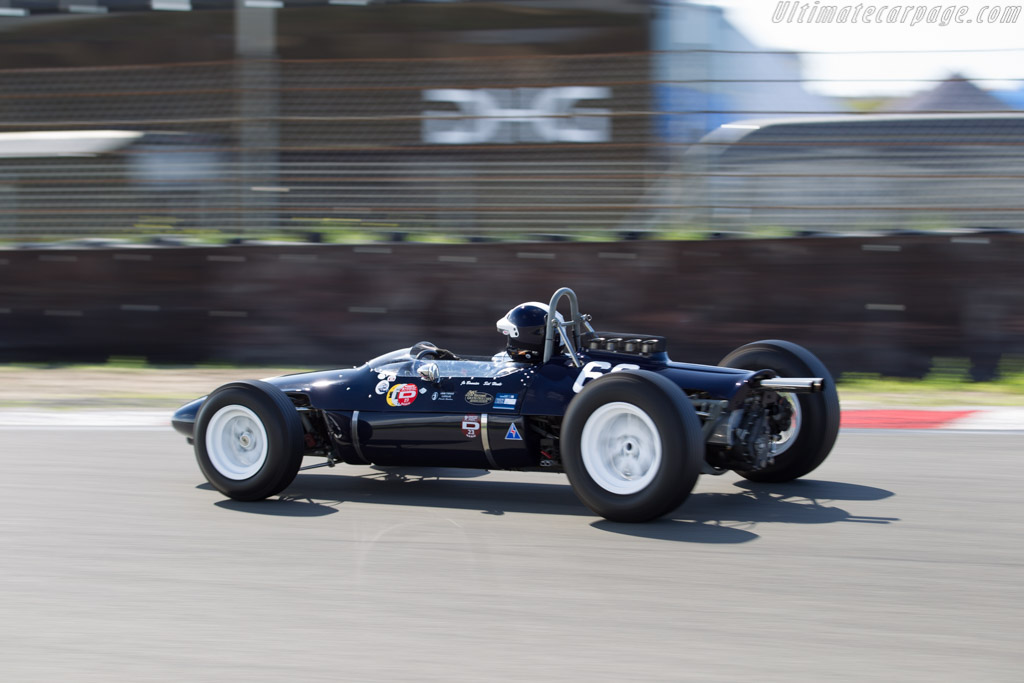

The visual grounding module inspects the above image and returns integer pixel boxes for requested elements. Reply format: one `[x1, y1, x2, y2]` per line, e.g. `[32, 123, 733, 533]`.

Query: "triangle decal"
[505, 423, 523, 441]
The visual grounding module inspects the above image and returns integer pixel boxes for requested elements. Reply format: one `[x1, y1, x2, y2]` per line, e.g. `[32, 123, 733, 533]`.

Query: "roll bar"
[542, 287, 594, 366]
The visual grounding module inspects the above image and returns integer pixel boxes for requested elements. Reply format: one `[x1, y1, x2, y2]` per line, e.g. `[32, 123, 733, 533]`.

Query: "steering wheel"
[411, 341, 459, 361]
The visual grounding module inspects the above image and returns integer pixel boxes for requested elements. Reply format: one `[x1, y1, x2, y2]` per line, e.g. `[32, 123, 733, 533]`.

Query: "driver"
[496, 302, 563, 363]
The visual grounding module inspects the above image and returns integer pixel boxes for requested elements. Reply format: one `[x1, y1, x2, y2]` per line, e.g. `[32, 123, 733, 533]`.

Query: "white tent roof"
[0, 130, 143, 158]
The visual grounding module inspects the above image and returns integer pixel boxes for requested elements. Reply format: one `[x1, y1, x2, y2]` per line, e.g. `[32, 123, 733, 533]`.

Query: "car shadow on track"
[206, 472, 897, 544]
[598, 479, 899, 543]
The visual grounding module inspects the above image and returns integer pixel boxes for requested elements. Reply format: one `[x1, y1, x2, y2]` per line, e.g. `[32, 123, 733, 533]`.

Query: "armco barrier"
[1, 233, 1022, 379]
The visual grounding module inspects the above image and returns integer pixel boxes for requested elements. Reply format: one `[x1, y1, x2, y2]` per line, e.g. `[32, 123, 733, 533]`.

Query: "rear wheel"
[562, 371, 703, 522]
[719, 340, 840, 482]
[194, 381, 305, 501]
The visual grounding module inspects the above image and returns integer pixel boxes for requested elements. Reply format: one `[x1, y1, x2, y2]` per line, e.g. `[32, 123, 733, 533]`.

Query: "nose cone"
[171, 397, 205, 439]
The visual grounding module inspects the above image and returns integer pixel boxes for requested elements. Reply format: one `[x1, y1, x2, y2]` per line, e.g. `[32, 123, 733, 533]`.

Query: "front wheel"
[561, 371, 704, 522]
[194, 380, 305, 501]
[720, 340, 840, 483]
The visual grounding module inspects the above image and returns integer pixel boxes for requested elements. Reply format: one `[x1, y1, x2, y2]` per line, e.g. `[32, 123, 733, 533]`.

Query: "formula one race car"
[172, 287, 840, 522]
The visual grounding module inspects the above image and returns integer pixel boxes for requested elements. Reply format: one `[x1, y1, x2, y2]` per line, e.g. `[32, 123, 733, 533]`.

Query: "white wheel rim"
[771, 393, 802, 456]
[205, 404, 269, 480]
[580, 402, 662, 495]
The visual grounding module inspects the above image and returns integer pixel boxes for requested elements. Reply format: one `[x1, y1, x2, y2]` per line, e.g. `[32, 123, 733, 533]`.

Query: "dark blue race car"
[173, 287, 840, 522]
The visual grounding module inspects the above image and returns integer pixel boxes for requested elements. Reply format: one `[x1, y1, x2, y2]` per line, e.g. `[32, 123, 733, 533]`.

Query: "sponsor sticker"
[465, 390, 493, 406]
[386, 383, 419, 407]
[505, 423, 523, 441]
[462, 415, 481, 438]
[494, 393, 517, 410]
[431, 391, 455, 402]
[374, 380, 390, 395]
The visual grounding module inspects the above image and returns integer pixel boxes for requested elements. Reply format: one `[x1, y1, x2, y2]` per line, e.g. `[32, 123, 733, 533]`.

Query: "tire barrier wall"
[1, 232, 1021, 379]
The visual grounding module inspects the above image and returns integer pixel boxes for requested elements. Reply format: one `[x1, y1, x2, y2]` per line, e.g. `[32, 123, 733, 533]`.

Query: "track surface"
[1, 428, 1021, 682]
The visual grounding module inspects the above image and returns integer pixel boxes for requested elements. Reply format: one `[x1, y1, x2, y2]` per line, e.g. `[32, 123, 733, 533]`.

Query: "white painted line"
[0, 7, 28, 16]
[0, 410, 171, 428]
[938, 428, 1024, 435]
[251, 186, 290, 193]
[279, 254, 318, 262]
[121, 304, 161, 312]
[517, 252, 555, 260]
[69, 4, 108, 13]
[353, 246, 392, 254]
[208, 310, 247, 318]
[0, 426, 169, 432]
[44, 310, 84, 317]
[599, 252, 637, 260]
[244, 0, 283, 7]
[39, 254, 78, 262]
[439, 255, 478, 263]
[152, 0, 192, 10]
[349, 306, 387, 314]
[942, 408, 1024, 431]
[861, 244, 901, 252]
[113, 253, 153, 261]
[865, 304, 906, 312]
[950, 237, 991, 245]
[206, 255, 246, 262]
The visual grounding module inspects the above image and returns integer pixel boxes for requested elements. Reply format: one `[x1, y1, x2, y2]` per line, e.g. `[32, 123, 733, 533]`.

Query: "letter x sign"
[422, 87, 612, 144]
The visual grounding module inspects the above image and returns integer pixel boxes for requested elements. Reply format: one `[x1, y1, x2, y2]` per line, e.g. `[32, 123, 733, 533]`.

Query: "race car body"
[173, 287, 840, 522]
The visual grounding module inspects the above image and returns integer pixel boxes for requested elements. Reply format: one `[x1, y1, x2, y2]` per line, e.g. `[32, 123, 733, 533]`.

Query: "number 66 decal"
[571, 361, 640, 393]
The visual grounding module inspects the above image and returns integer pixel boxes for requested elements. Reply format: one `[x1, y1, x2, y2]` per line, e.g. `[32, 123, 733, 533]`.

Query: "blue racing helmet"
[496, 301, 564, 357]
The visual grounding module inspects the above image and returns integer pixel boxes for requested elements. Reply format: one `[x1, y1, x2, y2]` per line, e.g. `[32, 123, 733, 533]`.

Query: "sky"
[686, 0, 1024, 97]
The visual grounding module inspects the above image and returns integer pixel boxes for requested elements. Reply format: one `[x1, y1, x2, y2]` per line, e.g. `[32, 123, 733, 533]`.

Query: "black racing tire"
[561, 371, 704, 523]
[194, 380, 305, 501]
[719, 340, 840, 483]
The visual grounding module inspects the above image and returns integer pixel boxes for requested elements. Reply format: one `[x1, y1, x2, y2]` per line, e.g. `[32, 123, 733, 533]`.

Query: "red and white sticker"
[462, 415, 481, 438]
[386, 383, 419, 407]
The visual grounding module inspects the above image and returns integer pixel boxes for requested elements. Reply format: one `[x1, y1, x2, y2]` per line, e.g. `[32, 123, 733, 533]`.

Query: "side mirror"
[417, 362, 440, 383]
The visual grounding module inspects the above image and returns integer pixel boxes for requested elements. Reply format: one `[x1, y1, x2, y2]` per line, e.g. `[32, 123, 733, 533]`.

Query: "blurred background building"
[1, 0, 1021, 241]
[1, 0, 1022, 375]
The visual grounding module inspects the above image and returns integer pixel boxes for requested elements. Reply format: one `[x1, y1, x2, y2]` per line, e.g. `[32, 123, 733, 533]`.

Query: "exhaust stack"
[758, 377, 824, 393]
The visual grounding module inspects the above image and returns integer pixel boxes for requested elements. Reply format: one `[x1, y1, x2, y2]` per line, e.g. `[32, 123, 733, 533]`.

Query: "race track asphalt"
[0, 427, 1021, 682]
